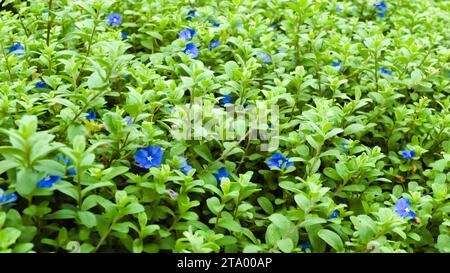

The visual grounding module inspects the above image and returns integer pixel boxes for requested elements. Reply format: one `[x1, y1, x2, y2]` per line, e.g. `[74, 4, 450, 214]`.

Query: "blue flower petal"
[220, 94, 233, 105]
[86, 110, 97, 120]
[256, 52, 271, 63]
[135, 146, 164, 169]
[209, 39, 221, 50]
[182, 43, 199, 59]
[214, 167, 230, 184]
[179, 28, 196, 40]
[394, 197, 416, 218]
[108, 13, 122, 26]
[9, 43, 25, 56]
[37, 175, 62, 188]
[267, 153, 293, 170]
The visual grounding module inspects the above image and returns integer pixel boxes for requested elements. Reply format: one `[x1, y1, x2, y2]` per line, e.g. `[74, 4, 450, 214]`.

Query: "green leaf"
[77, 211, 97, 228]
[54, 182, 79, 202]
[268, 214, 290, 233]
[122, 203, 145, 215]
[112, 222, 133, 233]
[0, 160, 20, 175]
[318, 229, 344, 252]
[46, 209, 77, 220]
[206, 197, 224, 215]
[102, 166, 129, 181]
[344, 124, 365, 135]
[193, 144, 214, 162]
[142, 225, 160, 238]
[323, 167, 340, 181]
[34, 160, 65, 176]
[103, 112, 120, 135]
[0, 227, 21, 249]
[306, 135, 321, 151]
[335, 162, 349, 181]
[436, 235, 450, 253]
[299, 218, 327, 228]
[16, 168, 39, 196]
[132, 238, 143, 253]
[277, 238, 294, 253]
[354, 215, 376, 244]
[294, 194, 310, 212]
[218, 218, 241, 233]
[81, 182, 115, 197]
[342, 184, 366, 192]
[257, 196, 274, 214]
[324, 128, 343, 140]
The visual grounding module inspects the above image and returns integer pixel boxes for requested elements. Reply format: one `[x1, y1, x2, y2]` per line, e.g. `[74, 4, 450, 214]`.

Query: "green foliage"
[0, 0, 448, 253]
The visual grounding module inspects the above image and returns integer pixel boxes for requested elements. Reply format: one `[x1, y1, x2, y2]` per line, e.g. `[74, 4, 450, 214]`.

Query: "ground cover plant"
[0, 0, 449, 253]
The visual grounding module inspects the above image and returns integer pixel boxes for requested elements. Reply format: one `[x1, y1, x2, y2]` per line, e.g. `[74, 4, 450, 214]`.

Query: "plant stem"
[76, 14, 99, 85]
[294, 16, 301, 64]
[46, 0, 53, 46]
[57, 89, 106, 139]
[106, 131, 131, 168]
[76, 166, 82, 207]
[0, 42, 13, 82]
[94, 216, 118, 252]
[19, 15, 30, 37]
[374, 52, 379, 93]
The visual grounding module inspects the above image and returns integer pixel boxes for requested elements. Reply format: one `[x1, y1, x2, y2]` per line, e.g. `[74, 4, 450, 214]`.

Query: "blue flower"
[186, 9, 196, 21]
[328, 210, 340, 219]
[267, 152, 293, 170]
[220, 94, 233, 105]
[332, 60, 343, 72]
[209, 39, 221, 50]
[269, 24, 276, 30]
[182, 43, 199, 59]
[256, 52, 271, 63]
[336, 7, 342, 12]
[67, 167, 76, 176]
[37, 175, 62, 188]
[57, 155, 71, 165]
[36, 81, 47, 89]
[124, 115, 134, 126]
[402, 148, 415, 159]
[179, 28, 196, 40]
[214, 167, 230, 183]
[58, 155, 76, 176]
[341, 143, 349, 153]
[208, 18, 220, 27]
[121, 32, 128, 39]
[86, 110, 97, 120]
[395, 198, 416, 218]
[375, 2, 387, 11]
[9, 43, 25, 56]
[378, 11, 385, 18]
[107, 13, 122, 26]
[0, 189, 17, 205]
[178, 156, 193, 174]
[135, 146, 164, 169]
[301, 242, 312, 250]
[379, 67, 392, 75]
